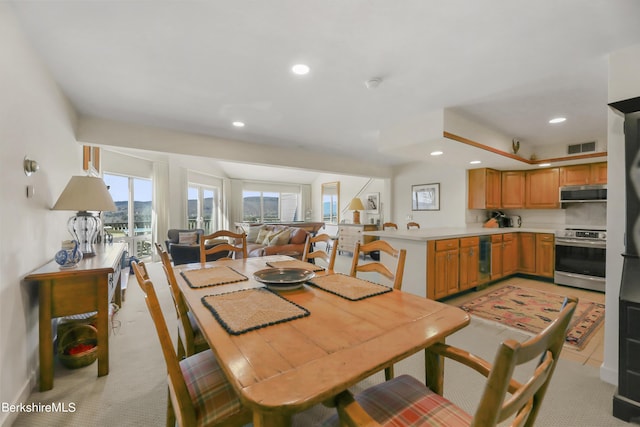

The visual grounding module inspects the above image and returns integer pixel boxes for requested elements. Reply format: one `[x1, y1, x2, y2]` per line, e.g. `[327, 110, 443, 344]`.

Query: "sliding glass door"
[188, 184, 219, 233]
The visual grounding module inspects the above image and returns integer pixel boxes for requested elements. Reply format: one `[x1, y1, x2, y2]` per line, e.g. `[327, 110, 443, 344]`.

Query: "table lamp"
[348, 198, 365, 224]
[53, 176, 117, 257]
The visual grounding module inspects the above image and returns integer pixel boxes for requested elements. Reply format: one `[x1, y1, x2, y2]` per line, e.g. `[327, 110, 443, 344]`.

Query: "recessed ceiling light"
[232, 121, 245, 128]
[549, 117, 566, 124]
[430, 150, 443, 156]
[291, 64, 310, 75]
[470, 160, 482, 164]
[539, 163, 551, 167]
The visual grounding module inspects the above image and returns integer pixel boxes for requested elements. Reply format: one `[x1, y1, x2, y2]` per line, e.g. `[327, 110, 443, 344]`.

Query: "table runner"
[307, 273, 392, 301]
[201, 288, 310, 335]
[180, 266, 248, 288]
[266, 259, 325, 272]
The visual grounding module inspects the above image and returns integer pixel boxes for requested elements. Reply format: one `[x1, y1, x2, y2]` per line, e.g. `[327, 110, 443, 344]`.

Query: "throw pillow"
[178, 232, 198, 245]
[256, 226, 271, 245]
[268, 229, 291, 246]
[246, 226, 261, 243]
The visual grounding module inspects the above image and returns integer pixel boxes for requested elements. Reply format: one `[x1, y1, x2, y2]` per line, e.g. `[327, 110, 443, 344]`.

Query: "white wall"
[0, 5, 82, 425]
[392, 161, 467, 229]
[602, 42, 640, 385]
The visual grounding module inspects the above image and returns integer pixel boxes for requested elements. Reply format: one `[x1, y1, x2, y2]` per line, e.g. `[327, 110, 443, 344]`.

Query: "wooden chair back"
[470, 297, 578, 426]
[131, 261, 198, 425]
[301, 233, 338, 271]
[200, 230, 247, 263]
[382, 222, 398, 230]
[349, 239, 406, 290]
[155, 242, 201, 358]
[406, 221, 420, 229]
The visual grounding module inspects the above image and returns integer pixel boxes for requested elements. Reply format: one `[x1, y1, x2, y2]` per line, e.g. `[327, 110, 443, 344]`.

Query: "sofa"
[240, 224, 309, 258]
[165, 229, 229, 265]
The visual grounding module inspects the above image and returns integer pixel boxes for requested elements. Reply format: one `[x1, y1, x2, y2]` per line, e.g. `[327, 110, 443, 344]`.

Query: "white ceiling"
[9, 1, 640, 174]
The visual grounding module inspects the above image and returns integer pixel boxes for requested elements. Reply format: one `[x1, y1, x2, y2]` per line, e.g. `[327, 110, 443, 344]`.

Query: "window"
[242, 190, 299, 222]
[103, 173, 152, 258]
[188, 184, 219, 233]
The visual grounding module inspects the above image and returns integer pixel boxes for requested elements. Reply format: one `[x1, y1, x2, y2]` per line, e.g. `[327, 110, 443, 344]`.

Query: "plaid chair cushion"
[324, 375, 472, 427]
[187, 311, 210, 353]
[180, 349, 243, 426]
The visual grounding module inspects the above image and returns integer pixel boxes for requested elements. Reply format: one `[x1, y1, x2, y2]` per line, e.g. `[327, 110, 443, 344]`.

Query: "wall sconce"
[24, 156, 39, 176]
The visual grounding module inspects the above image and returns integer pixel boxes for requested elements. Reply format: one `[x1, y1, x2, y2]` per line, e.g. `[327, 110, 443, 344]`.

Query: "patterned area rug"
[459, 285, 605, 350]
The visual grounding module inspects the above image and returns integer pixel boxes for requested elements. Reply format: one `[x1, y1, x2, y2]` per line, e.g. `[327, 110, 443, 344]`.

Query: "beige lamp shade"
[348, 198, 365, 211]
[53, 176, 116, 212]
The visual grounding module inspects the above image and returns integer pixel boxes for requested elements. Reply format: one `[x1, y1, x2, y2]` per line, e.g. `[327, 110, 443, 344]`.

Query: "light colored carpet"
[12, 257, 636, 426]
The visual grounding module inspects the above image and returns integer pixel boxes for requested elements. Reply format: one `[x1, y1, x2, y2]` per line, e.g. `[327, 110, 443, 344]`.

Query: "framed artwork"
[365, 192, 380, 214]
[411, 183, 440, 211]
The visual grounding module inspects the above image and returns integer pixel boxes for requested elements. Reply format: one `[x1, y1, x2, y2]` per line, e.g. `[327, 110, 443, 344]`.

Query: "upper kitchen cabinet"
[525, 168, 559, 209]
[501, 171, 525, 209]
[468, 168, 501, 209]
[559, 162, 608, 186]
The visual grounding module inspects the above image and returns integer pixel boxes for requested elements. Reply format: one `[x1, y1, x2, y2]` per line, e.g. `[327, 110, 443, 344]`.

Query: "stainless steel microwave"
[559, 184, 607, 203]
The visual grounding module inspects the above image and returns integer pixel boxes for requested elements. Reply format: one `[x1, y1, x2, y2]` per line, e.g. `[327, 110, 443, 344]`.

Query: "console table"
[24, 243, 126, 391]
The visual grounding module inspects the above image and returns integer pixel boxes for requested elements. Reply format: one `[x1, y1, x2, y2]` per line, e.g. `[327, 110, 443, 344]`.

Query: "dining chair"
[131, 261, 252, 427]
[326, 297, 578, 427]
[406, 221, 420, 229]
[382, 222, 398, 230]
[301, 233, 338, 271]
[200, 230, 248, 263]
[155, 243, 209, 359]
[350, 239, 407, 380]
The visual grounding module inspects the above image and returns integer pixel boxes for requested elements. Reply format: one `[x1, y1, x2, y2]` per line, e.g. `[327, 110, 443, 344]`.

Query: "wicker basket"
[57, 324, 98, 369]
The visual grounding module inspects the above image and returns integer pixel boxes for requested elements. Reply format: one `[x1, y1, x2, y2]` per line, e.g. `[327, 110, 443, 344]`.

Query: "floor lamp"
[53, 176, 117, 257]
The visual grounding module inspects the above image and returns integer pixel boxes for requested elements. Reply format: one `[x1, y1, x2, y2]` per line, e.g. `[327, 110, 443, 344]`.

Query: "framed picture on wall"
[365, 192, 380, 214]
[411, 183, 440, 211]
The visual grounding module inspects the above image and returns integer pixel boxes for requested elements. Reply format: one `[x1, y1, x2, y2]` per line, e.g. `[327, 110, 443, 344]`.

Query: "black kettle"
[490, 211, 508, 228]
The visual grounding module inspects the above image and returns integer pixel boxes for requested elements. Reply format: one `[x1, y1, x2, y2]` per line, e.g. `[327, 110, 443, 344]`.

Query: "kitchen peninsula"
[365, 227, 556, 300]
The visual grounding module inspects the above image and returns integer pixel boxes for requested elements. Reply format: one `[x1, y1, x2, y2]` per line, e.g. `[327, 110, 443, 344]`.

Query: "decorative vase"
[55, 240, 83, 269]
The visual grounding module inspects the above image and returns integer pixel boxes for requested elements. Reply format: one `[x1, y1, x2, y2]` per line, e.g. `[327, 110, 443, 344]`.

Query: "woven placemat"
[181, 266, 248, 288]
[201, 288, 310, 335]
[307, 273, 392, 301]
[266, 259, 325, 272]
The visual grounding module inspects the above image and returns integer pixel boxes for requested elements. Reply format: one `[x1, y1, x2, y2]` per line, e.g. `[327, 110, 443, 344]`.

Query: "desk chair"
[301, 233, 338, 271]
[200, 230, 247, 263]
[407, 221, 420, 229]
[327, 297, 578, 427]
[382, 222, 398, 230]
[132, 261, 252, 427]
[350, 239, 407, 380]
[155, 243, 209, 359]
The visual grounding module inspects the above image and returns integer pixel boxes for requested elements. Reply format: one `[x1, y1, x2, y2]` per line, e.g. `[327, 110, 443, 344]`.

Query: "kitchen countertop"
[364, 226, 558, 241]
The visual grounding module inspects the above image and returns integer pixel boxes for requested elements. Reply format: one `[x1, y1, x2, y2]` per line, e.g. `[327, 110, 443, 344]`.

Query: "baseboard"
[0, 372, 36, 427]
[600, 364, 618, 386]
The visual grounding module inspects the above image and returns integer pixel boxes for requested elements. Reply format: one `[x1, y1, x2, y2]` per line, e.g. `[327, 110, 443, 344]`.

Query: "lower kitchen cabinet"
[519, 232, 536, 274]
[535, 233, 555, 278]
[502, 233, 518, 276]
[428, 239, 459, 300]
[491, 234, 503, 281]
[459, 236, 479, 291]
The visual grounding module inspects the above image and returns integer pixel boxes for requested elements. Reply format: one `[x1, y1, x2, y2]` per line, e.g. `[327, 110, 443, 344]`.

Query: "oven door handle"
[555, 238, 606, 249]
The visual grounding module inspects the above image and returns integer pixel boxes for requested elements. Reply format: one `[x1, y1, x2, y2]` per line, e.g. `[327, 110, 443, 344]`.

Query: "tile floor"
[444, 275, 605, 367]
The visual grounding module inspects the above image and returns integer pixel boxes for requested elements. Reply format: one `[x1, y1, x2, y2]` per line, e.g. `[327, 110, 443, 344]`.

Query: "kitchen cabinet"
[535, 233, 555, 278]
[501, 171, 525, 209]
[430, 239, 459, 300]
[518, 232, 536, 274]
[525, 168, 560, 209]
[490, 234, 503, 281]
[338, 224, 377, 255]
[459, 236, 479, 291]
[502, 233, 518, 276]
[560, 162, 608, 186]
[468, 168, 501, 209]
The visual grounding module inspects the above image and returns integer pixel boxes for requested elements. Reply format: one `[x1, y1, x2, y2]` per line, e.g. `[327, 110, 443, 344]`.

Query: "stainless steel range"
[554, 228, 606, 292]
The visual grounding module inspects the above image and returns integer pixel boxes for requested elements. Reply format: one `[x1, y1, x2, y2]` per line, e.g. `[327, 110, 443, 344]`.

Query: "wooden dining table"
[175, 255, 470, 426]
